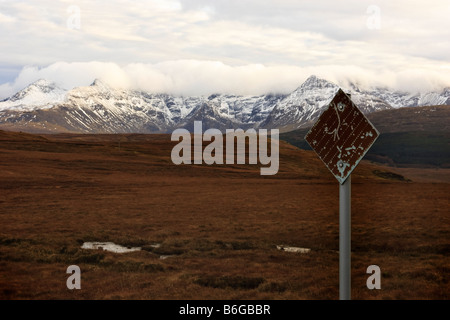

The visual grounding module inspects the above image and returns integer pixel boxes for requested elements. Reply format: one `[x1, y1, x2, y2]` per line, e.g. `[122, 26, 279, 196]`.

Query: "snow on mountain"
[262, 75, 393, 131]
[0, 79, 67, 111]
[262, 75, 340, 130]
[0, 76, 449, 134]
[0, 79, 283, 133]
[179, 93, 286, 131]
[345, 83, 393, 114]
[362, 86, 450, 108]
[419, 88, 450, 106]
[59, 79, 202, 133]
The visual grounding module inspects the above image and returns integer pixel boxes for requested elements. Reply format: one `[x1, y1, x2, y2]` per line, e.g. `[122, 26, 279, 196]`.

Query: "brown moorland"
[0, 130, 448, 300]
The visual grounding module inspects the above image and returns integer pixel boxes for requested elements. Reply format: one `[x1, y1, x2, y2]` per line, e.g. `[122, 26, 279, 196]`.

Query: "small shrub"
[229, 241, 256, 250]
[105, 261, 164, 273]
[373, 170, 409, 181]
[258, 281, 288, 293]
[194, 275, 265, 290]
[73, 252, 105, 264]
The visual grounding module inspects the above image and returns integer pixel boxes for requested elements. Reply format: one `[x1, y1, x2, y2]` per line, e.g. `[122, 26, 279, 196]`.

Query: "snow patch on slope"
[0, 79, 67, 111]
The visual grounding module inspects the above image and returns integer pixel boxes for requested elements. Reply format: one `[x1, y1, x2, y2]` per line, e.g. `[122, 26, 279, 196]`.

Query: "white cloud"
[1, 60, 449, 99]
[0, 0, 449, 96]
[0, 11, 16, 23]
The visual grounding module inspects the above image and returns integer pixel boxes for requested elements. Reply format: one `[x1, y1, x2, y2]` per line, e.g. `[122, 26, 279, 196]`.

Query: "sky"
[0, 0, 449, 98]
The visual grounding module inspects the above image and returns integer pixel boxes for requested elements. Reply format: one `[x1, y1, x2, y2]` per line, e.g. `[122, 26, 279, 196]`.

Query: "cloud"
[0, 61, 305, 97]
[1, 60, 449, 99]
[1, 1, 449, 66]
[0, 1, 449, 97]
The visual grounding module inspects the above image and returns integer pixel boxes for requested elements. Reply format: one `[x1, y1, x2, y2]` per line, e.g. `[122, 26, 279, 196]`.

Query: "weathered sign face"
[305, 89, 379, 184]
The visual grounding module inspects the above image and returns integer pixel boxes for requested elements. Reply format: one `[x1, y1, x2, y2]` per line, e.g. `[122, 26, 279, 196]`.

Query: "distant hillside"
[280, 105, 450, 168]
[366, 105, 450, 133]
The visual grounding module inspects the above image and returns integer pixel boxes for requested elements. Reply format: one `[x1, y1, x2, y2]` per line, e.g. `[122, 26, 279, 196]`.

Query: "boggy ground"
[0, 130, 448, 299]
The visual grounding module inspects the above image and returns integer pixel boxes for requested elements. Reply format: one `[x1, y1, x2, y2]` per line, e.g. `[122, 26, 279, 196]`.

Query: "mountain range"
[0, 75, 449, 134]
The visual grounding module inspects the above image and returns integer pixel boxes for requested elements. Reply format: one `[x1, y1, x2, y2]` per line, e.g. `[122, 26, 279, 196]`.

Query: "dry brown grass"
[0, 130, 448, 300]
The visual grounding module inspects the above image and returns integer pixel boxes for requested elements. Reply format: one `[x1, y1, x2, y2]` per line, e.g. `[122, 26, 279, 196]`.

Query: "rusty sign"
[305, 89, 379, 184]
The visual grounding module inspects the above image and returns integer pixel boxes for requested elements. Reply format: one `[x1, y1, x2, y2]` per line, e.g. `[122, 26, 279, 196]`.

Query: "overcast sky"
[0, 0, 449, 97]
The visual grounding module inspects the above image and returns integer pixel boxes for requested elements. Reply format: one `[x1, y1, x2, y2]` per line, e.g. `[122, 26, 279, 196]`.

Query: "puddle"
[81, 241, 178, 260]
[81, 242, 141, 253]
[276, 245, 311, 253]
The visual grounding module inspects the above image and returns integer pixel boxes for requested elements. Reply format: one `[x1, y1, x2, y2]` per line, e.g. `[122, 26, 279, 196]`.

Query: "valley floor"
[0, 131, 448, 299]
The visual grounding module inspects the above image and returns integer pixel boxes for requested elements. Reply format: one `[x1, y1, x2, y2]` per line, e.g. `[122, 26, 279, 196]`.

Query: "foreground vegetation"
[0, 130, 448, 299]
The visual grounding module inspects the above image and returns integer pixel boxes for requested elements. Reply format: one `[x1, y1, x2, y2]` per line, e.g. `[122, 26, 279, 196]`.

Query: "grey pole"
[339, 175, 351, 300]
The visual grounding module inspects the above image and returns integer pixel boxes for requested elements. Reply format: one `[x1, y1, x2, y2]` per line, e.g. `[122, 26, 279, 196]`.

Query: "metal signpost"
[305, 89, 379, 300]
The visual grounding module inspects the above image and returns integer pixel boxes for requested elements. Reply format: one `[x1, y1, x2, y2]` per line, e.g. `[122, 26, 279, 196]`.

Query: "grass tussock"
[102, 261, 164, 273]
[194, 275, 265, 290]
[142, 239, 260, 256]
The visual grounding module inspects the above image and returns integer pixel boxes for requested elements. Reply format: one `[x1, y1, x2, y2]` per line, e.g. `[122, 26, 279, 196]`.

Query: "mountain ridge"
[1, 75, 449, 134]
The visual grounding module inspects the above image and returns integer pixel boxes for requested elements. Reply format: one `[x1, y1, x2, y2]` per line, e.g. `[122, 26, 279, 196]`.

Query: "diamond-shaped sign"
[305, 89, 379, 184]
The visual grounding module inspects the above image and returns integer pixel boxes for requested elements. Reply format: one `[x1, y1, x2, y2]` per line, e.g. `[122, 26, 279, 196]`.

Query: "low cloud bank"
[1, 60, 449, 99]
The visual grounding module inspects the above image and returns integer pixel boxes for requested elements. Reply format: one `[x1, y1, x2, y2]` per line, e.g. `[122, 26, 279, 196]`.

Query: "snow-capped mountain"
[61, 79, 193, 132]
[261, 76, 338, 130]
[0, 76, 449, 133]
[261, 75, 392, 130]
[0, 79, 285, 133]
[363, 87, 450, 108]
[179, 93, 286, 132]
[0, 79, 67, 111]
